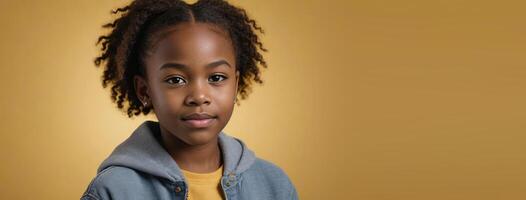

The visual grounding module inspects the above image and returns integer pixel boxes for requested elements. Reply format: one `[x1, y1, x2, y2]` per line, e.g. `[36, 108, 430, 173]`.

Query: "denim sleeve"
[287, 174, 299, 200]
[79, 166, 178, 200]
[289, 184, 299, 200]
[80, 176, 103, 200]
[81, 192, 101, 200]
[79, 166, 118, 200]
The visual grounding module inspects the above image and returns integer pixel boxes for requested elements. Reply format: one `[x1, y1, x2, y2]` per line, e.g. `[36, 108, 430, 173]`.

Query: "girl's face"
[135, 22, 239, 146]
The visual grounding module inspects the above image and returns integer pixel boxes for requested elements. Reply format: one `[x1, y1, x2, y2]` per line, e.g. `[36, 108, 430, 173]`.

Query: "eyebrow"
[159, 60, 231, 71]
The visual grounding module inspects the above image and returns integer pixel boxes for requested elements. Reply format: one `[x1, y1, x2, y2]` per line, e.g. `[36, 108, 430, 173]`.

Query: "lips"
[182, 113, 216, 120]
[181, 113, 217, 128]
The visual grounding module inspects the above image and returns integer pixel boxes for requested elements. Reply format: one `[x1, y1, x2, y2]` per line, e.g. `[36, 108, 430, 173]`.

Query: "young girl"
[81, 0, 298, 200]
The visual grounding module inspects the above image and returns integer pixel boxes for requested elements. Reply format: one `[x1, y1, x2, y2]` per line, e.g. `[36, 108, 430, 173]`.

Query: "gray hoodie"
[81, 120, 298, 200]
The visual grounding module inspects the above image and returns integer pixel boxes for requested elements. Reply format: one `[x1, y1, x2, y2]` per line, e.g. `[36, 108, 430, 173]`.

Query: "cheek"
[151, 87, 184, 113]
[212, 83, 236, 103]
[166, 91, 187, 110]
[213, 88, 235, 120]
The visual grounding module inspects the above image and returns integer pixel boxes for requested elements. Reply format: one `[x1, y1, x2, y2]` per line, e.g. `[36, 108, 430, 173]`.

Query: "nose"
[184, 80, 211, 106]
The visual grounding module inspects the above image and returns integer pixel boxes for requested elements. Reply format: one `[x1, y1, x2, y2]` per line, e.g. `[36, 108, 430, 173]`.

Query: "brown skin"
[134, 22, 239, 173]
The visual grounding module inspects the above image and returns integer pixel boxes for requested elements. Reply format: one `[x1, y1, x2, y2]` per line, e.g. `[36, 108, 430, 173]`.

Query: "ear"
[134, 75, 150, 105]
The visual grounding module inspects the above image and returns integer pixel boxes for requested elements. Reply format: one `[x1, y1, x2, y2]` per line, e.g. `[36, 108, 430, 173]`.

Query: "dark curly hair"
[94, 0, 267, 118]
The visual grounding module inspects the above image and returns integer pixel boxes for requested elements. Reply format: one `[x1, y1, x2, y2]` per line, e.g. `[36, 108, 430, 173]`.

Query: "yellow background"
[1, 0, 525, 199]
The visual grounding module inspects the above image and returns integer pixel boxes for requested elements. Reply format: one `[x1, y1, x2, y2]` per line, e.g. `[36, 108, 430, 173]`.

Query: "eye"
[209, 74, 227, 83]
[165, 76, 186, 85]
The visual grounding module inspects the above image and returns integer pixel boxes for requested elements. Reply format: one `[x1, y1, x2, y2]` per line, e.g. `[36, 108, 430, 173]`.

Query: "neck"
[158, 127, 222, 173]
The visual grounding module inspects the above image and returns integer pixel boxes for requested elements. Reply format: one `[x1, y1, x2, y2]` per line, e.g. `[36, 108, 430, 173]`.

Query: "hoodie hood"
[97, 120, 256, 182]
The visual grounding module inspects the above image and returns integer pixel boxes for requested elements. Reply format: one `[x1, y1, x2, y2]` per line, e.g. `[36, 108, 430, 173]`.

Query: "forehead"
[150, 22, 235, 61]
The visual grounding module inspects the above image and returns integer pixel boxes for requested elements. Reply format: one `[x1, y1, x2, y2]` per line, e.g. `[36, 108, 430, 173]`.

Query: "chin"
[177, 129, 220, 146]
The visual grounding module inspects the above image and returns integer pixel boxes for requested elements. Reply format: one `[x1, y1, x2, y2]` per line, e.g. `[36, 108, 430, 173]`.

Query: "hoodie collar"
[97, 120, 256, 182]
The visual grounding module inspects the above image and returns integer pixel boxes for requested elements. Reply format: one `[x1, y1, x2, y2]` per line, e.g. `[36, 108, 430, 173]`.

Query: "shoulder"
[81, 166, 162, 200]
[242, 158, 299, 199]
[251, 158, 290, 178]
[87, 166, 145, 189]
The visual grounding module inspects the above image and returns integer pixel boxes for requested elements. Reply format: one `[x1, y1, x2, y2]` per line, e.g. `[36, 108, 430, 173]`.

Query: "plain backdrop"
[1, 0, 525, 199]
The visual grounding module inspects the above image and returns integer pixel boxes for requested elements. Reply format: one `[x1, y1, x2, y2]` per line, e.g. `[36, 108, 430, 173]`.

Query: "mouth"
[181, 118, 216, 128]
[181, 113, 217, 128]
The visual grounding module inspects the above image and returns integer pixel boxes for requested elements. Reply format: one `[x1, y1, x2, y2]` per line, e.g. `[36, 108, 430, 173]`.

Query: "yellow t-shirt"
[180, 165, 225, 200]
